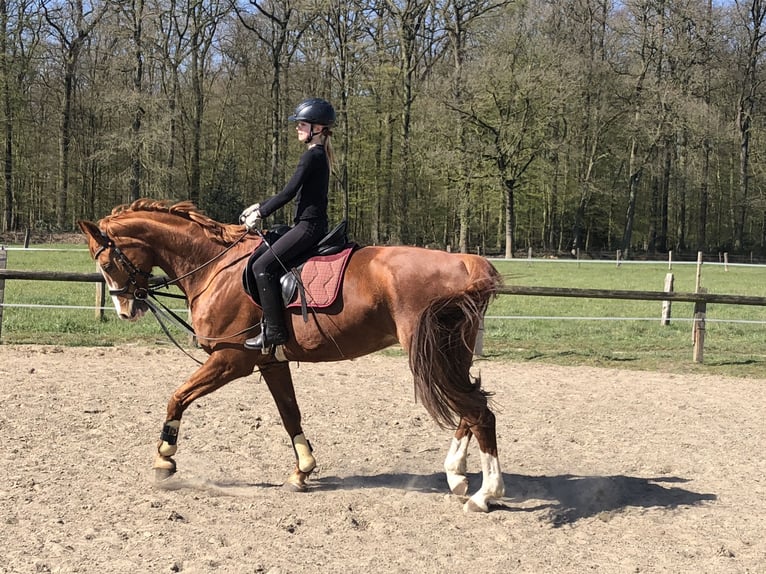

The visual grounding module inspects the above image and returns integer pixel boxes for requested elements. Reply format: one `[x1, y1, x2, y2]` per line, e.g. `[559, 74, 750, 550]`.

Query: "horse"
[78, 199, 505, 512]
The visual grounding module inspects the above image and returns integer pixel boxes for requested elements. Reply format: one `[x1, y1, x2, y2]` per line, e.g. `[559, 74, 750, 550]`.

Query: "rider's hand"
[243, 209, 262, 232]
[239, 203, 260, 223]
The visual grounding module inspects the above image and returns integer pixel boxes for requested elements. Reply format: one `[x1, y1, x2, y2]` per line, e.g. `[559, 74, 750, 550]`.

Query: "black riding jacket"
[258, 144, 329, 225]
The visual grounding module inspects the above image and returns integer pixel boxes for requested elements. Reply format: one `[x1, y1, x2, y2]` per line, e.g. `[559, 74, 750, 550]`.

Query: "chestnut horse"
[78, 199, 505, 512]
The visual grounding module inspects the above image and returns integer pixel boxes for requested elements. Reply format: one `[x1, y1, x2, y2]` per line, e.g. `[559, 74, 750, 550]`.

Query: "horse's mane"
[106, 199, 245, 245]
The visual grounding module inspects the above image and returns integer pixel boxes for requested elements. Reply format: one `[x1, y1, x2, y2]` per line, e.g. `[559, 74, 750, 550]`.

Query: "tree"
[234, 0, 314, 197]
[439, 0, 509, 253]
[384, 0, 434, 244]
[124, 0, 145, 201]
[187, 0, 227, 204]
[41, 0, 111, 229]
[0, 0, 39, 231]
[732, 0, 766, 250]
[460, 5, 548, 258]
[200, 152, 243, 222]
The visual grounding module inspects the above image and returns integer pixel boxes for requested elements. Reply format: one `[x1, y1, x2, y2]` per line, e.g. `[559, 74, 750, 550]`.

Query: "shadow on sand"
[154, 470, 715, 526]
[312, 471, 716, 526]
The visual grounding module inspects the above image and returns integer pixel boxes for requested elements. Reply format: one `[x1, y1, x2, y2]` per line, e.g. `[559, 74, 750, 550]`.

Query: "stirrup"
[244, 332, 287, 351]
[244, 334, 270, 351]
[244, 337, 288, 362]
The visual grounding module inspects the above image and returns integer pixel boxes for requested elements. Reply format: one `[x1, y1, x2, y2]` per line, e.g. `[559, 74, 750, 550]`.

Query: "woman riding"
[240, 97, 335, 351]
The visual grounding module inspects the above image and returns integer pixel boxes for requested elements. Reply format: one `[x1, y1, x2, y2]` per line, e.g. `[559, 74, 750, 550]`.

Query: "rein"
[98, 229, 261, 362]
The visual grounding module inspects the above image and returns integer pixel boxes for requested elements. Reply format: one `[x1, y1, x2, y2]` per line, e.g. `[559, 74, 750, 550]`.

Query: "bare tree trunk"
[676, 133, 687, 252]
[736, 104, 751, 250]
[504, 177, 515, 259]
[0, 0, 12, 231]
[129, 0, 145, 202]
[386, 0, 428, 244]
[189, 4, 203, 204]
[235, 1, 304, 198]
[734, 0, 765, 250]
[43, 1, 109, 229]
[57, 59, 75, 228]
[622, 138, 642, 260]
[697, 0, 713, 251]
[659, 141, 671, 252]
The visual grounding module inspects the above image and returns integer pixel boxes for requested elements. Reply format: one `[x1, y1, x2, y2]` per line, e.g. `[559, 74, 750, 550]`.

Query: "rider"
[240, 97, 335, 350]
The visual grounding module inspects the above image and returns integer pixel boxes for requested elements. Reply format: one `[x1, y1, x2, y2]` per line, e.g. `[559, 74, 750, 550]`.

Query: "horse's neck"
[138, 217, 222, 284]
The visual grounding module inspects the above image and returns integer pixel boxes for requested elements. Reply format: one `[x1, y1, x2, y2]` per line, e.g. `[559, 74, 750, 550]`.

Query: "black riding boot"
[245, 272, 288, 350]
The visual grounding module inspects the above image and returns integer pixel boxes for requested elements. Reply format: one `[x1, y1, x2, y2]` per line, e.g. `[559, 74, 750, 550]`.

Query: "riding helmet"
[288, 97, 336, 126]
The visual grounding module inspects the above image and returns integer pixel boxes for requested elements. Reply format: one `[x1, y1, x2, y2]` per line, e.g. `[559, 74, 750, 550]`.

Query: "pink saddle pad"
[286, 246, 355, 309]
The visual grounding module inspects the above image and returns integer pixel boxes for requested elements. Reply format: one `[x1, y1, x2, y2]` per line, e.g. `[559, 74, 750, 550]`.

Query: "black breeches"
[251, 219, 327, 276]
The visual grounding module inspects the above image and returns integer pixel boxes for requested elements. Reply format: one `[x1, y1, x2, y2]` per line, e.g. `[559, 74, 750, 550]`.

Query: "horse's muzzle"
[117, 298, 149, 321]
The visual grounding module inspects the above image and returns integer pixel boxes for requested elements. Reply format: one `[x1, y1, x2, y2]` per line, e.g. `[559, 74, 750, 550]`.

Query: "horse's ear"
[77, 220, 108, 248]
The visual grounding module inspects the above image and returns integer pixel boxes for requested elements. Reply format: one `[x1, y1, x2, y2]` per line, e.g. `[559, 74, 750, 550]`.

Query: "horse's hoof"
[283, 480, 307, 493]
[463, 498, 489, 513]
[154, 467, 176, 482]
[447, 476, 469, 496]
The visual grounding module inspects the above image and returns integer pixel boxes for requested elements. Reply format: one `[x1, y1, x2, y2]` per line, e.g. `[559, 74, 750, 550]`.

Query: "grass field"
[488, 258, 766, 377]
[2, 245, 766, 377]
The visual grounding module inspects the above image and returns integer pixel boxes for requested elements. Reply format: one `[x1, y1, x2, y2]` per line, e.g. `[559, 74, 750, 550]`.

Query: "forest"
[1, 0, 765, 258]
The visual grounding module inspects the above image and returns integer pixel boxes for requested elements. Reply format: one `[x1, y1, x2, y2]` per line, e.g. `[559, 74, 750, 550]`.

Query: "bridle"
[95, 228, 254, 363]
[95, 232, 155, 299]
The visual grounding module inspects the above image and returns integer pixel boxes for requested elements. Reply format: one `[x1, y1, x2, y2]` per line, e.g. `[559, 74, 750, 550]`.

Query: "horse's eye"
[100, 261, 114, 272]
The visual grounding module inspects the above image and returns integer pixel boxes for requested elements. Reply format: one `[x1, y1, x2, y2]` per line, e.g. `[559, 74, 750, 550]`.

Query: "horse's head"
[78, 219, 154, 321]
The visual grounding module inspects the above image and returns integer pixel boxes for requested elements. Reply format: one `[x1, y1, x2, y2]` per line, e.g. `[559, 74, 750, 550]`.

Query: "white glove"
[243, 209, 262, 232]
[239, 203, 260, 223]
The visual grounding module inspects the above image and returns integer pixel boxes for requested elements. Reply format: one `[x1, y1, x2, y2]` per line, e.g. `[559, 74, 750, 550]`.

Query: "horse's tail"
[409, 259, 502, 429]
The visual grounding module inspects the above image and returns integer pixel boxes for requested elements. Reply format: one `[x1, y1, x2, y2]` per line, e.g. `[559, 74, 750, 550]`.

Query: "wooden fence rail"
[1, 269, 104, 282]
[494, 285, 766, 363]
[496, 285, 766, 306]
[0, 267, 171, 339]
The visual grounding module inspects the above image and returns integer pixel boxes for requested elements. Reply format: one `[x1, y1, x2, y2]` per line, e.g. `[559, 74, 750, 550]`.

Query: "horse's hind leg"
[463, 408, 505, 513]
[259, 362, 316, 492]
[444, 418, 472, 496]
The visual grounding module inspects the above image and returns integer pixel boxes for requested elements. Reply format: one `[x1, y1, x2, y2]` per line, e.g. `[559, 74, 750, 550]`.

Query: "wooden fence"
[3, 257, 766, 363]
[493, 285, 766, 363]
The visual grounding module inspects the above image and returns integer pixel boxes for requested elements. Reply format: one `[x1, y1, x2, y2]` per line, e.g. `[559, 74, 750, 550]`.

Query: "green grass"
[2, 246, 766, 377]
[1, 245, 187, 346]
[486, 259, 766, 377]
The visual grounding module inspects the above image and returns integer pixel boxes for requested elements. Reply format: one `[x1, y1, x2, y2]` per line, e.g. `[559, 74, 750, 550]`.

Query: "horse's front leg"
[259, 361, 316, 492]
[154, 351, 253, 480]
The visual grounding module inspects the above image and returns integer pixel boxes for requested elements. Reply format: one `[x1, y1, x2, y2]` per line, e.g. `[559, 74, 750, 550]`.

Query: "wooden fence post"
[661, 273, 674, 325]
[0, 247, 6, 339]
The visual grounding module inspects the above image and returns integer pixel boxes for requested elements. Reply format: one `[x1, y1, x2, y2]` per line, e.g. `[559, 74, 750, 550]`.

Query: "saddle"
[242, 220, 357, 313]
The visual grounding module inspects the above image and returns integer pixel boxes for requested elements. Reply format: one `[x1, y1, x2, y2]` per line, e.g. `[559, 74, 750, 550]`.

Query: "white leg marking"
[464, 451, 504, 513]
[444, 436, 470, 496]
